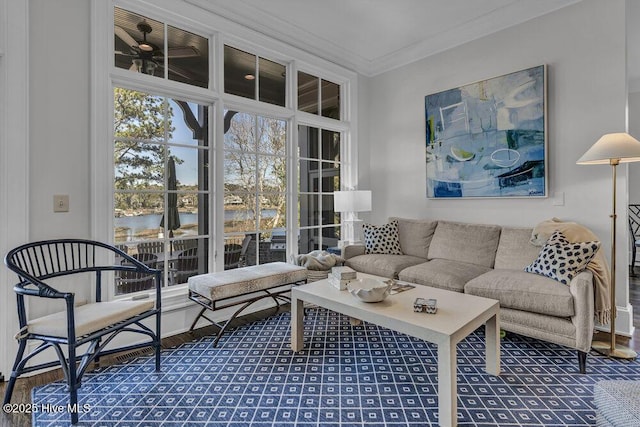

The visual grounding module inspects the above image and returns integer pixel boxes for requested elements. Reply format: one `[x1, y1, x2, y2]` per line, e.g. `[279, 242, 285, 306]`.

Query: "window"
[224, 45, 286, 107]
[297, 72, 340, 119]
[223, 111, 287, 268]
[114, 7, 209, 88]
[104, 3, 354, 297]
[298, 125, 341, 253]
[113, 87, 210, 295]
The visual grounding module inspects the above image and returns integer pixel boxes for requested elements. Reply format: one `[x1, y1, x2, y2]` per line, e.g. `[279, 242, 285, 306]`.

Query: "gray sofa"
[343, 217, 595, 373]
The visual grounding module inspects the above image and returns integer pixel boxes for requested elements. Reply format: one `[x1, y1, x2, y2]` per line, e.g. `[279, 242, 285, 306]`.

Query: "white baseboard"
[595, 303, 635, 337]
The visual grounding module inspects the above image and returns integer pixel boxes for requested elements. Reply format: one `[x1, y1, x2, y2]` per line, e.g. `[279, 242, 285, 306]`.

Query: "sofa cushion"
[494, 227, 541, 270]
[363, 220, 403, 255]
[389, 217, 437, 259]
[465, 269, 575, 317]
[427, 221, 501, 268]
[346, 254, 425, 279]
[399, 259, 492, 293]
[524, 231, 600, 285]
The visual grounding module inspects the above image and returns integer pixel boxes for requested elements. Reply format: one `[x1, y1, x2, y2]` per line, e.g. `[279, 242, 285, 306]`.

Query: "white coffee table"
[290, 275, 500, 427]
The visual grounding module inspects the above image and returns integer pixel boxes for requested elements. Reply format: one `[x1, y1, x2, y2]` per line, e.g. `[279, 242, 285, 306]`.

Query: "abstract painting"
[425, 65, 547, 198]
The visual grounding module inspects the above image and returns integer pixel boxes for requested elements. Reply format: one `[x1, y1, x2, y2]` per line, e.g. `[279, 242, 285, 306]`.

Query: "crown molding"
[368, 0, 584, 76]
[185, 0, 371, 73]
[187, 0, 582, 77]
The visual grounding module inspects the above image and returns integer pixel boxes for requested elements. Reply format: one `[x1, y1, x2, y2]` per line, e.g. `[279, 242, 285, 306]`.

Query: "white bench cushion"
[28, 300, 155, 338]
[188, 262, 307, 301]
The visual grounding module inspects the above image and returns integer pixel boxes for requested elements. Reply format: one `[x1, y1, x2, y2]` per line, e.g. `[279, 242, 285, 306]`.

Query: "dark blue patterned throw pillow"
[524, 230, 600, 285]
[363, 220, 403, 255]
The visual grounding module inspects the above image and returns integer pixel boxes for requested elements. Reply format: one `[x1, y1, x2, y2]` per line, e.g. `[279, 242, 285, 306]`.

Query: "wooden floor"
[1, 282, 639, 427]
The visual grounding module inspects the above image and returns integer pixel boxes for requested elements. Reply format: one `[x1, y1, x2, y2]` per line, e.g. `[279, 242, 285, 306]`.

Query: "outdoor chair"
[239, 234, 252, 267]
[117, 252, 159, 294]
[116, 244, 130, 254]
[224, 235, 252, 269]
[174, 247, 199, 284]
[173, 238, 198, 253]
[137, 240, 164, 254]
[3, 239, 162, 424]
[629, 204, 640, 276]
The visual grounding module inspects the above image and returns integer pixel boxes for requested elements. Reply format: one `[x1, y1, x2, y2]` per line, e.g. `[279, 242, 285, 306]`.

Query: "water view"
[114, 209, 277, 241]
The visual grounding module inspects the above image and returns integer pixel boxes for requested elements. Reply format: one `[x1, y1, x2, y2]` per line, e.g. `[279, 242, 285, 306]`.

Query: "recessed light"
[244, 74, 255, 80]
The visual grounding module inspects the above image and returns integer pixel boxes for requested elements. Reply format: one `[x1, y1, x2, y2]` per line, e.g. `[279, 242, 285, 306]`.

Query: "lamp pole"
[578, 133, 640, 360]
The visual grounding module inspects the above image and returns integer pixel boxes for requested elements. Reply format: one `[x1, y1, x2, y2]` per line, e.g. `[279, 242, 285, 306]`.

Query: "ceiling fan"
[115, 20, 199, 79]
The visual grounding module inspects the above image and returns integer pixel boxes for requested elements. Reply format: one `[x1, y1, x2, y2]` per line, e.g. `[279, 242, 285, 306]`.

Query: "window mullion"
[318, 127, 323, 248]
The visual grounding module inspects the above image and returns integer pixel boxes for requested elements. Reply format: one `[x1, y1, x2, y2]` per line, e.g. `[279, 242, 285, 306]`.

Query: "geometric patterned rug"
[32, 308, 640, 426]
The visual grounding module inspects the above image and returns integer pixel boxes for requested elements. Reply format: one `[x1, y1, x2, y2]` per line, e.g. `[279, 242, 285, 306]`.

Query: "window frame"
[92, 2, 218, 304]
[223, 44, 288, 107]
[113, 88, 212, 295]
[297, 124, 344, 252]
[221, 108, 290, 266]
[91, 0, 359, 306]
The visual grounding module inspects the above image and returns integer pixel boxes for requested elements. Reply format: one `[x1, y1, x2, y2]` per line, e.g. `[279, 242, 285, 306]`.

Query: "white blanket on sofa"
[294, 250, 344, 271]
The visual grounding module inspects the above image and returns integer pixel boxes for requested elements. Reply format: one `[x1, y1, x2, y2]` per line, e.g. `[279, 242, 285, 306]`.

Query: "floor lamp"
[577, 132, 640, 359]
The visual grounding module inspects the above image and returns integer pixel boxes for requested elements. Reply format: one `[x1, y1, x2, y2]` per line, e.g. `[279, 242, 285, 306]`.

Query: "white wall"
[30, 0, 91, 240]
[364, 0, 633, 334]
[0, 0, 30, 378]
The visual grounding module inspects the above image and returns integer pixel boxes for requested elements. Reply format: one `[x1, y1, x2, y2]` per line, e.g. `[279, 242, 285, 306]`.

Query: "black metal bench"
[188, 262, 307, 346]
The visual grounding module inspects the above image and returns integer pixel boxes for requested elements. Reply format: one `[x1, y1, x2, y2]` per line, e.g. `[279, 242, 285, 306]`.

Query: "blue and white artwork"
[425, 65, 547, 198]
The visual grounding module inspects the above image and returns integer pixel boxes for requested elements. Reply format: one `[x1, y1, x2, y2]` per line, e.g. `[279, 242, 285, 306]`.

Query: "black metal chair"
[629, 204, 640, 276]
[3, 239, 162, 424]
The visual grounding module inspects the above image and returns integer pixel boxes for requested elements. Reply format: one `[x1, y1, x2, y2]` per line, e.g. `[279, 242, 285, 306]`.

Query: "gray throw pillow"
[524, 231, 600, 285]
[363, 220, 403, 255]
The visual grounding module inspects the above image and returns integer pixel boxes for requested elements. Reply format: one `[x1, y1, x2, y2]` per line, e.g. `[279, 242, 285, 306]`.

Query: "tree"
[114, 88, 175, 192]
[113, 88, 176, 211]
[224, 111, 287, 232]
[260, 117, 287, 230]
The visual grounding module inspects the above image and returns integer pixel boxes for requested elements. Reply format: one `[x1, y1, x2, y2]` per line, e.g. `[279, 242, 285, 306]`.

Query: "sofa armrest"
[569, 270, 595, 353]
[342, 244, 365, 260]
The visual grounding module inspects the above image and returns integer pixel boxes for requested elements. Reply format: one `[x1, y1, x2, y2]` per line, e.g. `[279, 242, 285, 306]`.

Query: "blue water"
[114, 210, 276, 238]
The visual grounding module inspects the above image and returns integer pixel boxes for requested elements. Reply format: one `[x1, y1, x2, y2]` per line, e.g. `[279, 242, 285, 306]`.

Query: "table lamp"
[334, 190, 372, 245]
[577, 132, 640, 359]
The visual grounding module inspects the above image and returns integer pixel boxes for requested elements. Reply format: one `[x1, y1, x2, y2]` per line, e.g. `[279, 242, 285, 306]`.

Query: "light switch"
[53, 195, 69, 212]
[552, 191, 564, 206]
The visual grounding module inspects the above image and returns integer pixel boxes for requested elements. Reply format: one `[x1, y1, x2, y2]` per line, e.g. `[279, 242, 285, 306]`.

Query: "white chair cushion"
[28, 300, 155, 338]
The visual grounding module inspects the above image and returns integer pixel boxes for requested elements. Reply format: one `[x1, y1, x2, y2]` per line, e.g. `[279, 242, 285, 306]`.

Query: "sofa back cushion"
[389, 217, 437, 259]
[494, 227, 541, 270]
[427, 221, 501, 268]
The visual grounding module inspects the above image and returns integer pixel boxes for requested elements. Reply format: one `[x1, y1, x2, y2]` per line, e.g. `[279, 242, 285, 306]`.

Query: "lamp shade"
[334, 190, 372, 213]
[576, 132, 640, 164]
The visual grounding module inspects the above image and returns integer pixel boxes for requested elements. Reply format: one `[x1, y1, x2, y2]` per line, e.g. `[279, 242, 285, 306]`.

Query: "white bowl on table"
[347, 277, 393, 303]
